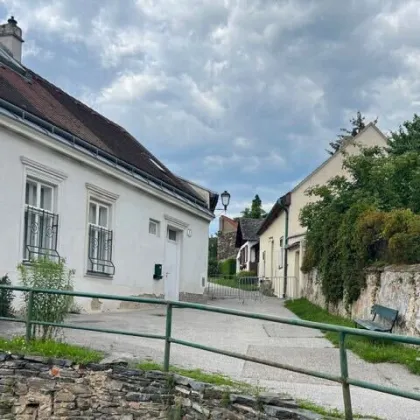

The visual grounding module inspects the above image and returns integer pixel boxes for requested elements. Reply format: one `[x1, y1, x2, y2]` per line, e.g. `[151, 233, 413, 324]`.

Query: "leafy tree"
[327, 111, 377, 155]
[241, 195, 267, 219]
[388, 113, 420, 156]
[302, 114, 420, 305]
[18, 258, 74, 340]
[0, 274, 14, 317]
[208, 236, 218, 260]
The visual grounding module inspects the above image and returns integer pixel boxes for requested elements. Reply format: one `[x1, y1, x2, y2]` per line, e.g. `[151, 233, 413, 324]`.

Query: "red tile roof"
[0, 60, 203, 203]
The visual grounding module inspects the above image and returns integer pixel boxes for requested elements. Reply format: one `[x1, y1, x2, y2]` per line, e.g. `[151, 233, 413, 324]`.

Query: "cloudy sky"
[2, 0, 420, 230]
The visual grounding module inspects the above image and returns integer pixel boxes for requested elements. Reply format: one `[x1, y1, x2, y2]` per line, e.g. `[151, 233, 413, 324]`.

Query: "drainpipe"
[277, 193, 291, 299]
[282, 206, 289, 298]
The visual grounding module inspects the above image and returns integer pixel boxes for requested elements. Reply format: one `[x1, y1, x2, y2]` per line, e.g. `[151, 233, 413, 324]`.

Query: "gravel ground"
[1, 295, 419, 419]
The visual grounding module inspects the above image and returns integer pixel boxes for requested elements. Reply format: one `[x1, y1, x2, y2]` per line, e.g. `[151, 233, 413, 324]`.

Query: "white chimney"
[0, 16, 24, 62]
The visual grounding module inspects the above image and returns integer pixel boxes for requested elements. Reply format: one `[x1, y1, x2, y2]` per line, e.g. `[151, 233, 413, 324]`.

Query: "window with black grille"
[23, 179, 60, 261]
[87, 200, 115, 275]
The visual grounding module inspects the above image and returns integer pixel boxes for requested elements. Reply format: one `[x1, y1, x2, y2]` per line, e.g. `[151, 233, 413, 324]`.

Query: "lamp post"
[215, 190, 231, 214]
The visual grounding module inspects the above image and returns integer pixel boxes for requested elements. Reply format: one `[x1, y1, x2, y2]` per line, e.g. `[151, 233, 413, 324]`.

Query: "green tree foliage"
[207, 236, 219, 276]
[219, 258, 236, 276]
[301, 114, 420, 305]
[327, 111, 377, 155]
[388, 114, 420, 155]
[0, 274, 14, 317]
[18, 258, 75, 340]
[208, 236, 218, 260]
[241, 194, 267, 219]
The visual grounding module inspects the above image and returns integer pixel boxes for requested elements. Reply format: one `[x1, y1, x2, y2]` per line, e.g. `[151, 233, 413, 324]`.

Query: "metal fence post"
[163, 303, 173, 372]
[25, 290, 34, 342]
[339, 332, 353, 420]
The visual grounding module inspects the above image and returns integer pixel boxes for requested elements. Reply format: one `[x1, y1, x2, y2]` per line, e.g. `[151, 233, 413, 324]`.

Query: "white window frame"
[167, 227, 178, 242]
[20, 157, 67, 261]
[85, 184, 118, 277]
[149, 219, 160, 236]
[279, 237, 284, 269]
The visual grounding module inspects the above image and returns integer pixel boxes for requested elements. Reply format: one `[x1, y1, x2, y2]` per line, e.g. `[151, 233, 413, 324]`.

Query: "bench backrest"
[371, 305, 398, 322]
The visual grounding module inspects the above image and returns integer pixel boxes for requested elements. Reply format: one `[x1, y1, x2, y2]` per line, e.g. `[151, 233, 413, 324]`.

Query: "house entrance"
[164, 227, 180, 301]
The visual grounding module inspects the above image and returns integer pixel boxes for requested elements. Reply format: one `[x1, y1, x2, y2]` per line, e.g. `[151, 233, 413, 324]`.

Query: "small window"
[149, 219, 160, 236]
[279, 237, 284, 269]
[168, 228, 177, 241]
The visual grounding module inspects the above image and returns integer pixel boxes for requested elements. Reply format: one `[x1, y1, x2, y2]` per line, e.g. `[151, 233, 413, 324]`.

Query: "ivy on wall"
[300, 114, 420, 306]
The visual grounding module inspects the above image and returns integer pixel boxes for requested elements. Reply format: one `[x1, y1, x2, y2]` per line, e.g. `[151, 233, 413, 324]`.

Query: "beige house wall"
[288, 125, 388, 234]
[259, 124, 388, 299]
[258, 212, 286, 296]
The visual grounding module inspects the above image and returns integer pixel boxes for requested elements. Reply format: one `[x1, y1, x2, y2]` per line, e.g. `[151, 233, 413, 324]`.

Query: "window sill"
[85, 271, 114, 280]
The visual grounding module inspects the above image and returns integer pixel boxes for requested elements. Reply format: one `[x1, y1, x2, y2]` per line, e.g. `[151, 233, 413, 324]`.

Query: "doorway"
[164, 227, 180, 301]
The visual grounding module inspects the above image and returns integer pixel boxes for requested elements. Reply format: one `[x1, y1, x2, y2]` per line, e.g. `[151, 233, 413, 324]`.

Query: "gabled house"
[235, 218, 263, 273]
[216, 215, 238, 261]
[0, 17, 217, 311]
[258, 123, 388, 298]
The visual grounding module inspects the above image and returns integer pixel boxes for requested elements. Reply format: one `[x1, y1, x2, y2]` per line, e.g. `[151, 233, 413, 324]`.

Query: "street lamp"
[214, 190, 231, 214]
[220, 190, 231, 211]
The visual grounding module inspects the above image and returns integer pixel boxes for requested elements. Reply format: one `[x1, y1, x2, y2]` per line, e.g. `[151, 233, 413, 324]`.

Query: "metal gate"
[206, 276, 300, 301]
[205, 276, 264, 301]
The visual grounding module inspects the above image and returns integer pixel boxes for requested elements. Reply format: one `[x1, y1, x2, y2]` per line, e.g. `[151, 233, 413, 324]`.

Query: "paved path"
[1, 297, 419, 419]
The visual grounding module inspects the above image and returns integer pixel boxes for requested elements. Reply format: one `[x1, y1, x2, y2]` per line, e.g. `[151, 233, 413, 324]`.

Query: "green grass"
[209, 277, 259, 291]
[137, 361, 247, 388]
[0, 336, 103, 364]
[285, 299, 420, 375]
[298, 400, 383, 420]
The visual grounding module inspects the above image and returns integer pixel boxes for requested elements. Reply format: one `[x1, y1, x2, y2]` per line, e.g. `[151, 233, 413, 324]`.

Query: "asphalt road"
[1, 295, 419, 419]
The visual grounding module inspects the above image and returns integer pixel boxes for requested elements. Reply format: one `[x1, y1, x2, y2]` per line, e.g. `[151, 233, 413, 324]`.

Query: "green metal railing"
[0, 285, 419, 420]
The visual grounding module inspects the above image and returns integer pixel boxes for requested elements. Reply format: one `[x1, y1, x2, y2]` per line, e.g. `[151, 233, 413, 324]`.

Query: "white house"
[0, 17, 218, 311]
[235, 218, 263, 274]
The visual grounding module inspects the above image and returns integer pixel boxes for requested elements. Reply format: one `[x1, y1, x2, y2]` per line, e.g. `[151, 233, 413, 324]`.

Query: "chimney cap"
[7, 16, 17, 26]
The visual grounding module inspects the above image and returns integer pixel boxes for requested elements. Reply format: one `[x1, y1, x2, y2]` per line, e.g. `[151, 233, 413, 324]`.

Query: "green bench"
[355, 304, 399, 333]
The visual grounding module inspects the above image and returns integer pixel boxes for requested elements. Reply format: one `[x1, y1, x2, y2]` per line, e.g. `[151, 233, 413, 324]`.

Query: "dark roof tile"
[0, 60, 203, 203]
[238, 218, 264, 241]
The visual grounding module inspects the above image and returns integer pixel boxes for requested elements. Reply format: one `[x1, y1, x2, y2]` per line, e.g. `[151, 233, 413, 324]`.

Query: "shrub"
[236, 270, 257, 277]
[18, 258, 75, 341]
[388, 232, 420, 264]
[207, 259, 220, 277]
[0, 274, 14, 317]
[219, 258, 236, 276]
[236, 270, 258, 286]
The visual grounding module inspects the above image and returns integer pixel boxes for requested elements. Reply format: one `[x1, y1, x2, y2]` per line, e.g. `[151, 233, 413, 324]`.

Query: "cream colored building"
[258, 123, 388, 298]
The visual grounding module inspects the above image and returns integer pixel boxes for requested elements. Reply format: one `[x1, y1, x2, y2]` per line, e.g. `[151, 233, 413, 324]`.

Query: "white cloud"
[234, 136, 252, 148]
[1, 0, 79, 38]
[4, 0, 420, 225]
[22, 40, 54, 60]
[97, 72, 167, 103]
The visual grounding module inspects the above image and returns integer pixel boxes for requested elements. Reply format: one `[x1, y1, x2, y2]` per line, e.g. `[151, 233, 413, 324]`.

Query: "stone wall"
[304, 265, 420, 336]
[217, 232, 237, 261]
[0, 353, 322, 419]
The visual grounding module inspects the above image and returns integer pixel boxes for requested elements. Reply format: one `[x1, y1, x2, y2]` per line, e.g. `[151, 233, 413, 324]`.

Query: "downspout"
[282, 206, 289, 298]
[278, 193, 291, 298]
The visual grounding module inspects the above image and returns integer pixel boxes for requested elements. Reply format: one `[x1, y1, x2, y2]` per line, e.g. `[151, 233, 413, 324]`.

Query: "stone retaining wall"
[304, 265, 420, 336]
[0, 354, 321, 419]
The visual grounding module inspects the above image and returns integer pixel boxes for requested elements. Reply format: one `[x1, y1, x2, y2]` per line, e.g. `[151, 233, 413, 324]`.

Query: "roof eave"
[0, 98, 213, 217]
[257, 193, 290, 236]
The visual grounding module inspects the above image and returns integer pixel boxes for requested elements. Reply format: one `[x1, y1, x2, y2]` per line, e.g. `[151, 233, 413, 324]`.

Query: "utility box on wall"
[153, 264, 163, 280]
